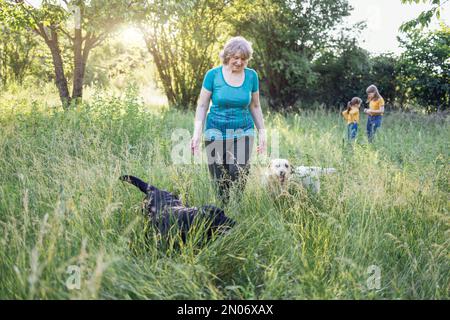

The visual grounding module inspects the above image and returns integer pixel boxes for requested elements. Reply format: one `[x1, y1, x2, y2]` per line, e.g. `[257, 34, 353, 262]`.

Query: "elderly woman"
[191, 36, 266, 203]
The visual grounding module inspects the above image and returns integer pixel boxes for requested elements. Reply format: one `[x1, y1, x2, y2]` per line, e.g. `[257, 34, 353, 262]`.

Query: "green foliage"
[0, 0, 131, 107]
[0, 24, 39, 85]
[369, 54, 398, 105]
[400, 0, 445, 32]
[312, 41, 399, 108]
[1, 0, 448, 112]
[397, 25, 450, 111]
[312, 39, 371, 107]
[0, 0, 69, 31]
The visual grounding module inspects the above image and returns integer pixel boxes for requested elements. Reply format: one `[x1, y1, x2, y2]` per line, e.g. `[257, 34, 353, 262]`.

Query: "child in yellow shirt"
[364, 84, 385, 143]
[342, 97, 362, 141]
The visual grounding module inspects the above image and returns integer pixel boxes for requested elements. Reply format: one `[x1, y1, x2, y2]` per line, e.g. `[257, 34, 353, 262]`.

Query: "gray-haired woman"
[191, 36, 266, 203]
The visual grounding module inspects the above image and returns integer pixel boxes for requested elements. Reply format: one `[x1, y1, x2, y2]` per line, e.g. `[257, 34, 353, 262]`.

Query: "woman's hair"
[347, 97, 362, 112]
[366, 85, 381, 102]
[219, 36, 253, 65]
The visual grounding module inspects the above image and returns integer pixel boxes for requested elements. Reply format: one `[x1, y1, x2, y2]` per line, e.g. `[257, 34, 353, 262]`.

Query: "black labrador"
[120, 175, 236, 243]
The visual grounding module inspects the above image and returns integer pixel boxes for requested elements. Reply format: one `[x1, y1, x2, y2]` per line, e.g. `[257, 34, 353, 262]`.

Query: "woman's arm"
[249, 91, 267, 154]
[191, 88, 212, 154]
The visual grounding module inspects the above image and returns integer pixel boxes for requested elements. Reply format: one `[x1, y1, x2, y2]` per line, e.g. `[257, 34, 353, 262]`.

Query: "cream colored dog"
[262, 158, 336, 193]
[261, 158, 293, 191]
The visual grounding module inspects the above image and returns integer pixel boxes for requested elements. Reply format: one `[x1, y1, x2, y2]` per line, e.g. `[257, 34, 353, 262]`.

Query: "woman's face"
[367, 92, 375, 100]
[227, 52, 248, 72]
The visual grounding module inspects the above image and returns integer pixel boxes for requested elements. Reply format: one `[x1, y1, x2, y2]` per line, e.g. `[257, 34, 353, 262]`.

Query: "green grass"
[0, 88, 448, 299]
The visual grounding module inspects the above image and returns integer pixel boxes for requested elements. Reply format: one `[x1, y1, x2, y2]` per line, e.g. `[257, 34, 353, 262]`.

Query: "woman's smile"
[229, 55, 247, 72]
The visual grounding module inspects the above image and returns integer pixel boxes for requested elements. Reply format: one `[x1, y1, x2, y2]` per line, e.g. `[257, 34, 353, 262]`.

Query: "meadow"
[0, 86, 448, 299]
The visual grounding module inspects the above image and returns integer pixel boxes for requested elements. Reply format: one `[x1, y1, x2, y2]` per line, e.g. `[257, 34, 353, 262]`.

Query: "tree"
[133, 0, 233, 109]
[310, 29, 399, 109]
[312, 37, 372, 107]
[369, 54, 397, 106]
[0, 0, 129, 108]
[230, 0, 352, 109]
[397, 24, 450, 111]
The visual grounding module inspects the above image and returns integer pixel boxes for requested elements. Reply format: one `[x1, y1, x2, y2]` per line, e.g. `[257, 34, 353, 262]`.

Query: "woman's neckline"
[220, 65, 246, 88]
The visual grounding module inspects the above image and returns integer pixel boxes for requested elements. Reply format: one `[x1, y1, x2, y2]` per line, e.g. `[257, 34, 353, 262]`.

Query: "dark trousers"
[204, 136, 254, 203]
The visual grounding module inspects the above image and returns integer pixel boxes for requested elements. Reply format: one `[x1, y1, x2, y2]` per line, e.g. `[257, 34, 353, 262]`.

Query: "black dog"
[120, 175, 236, 243]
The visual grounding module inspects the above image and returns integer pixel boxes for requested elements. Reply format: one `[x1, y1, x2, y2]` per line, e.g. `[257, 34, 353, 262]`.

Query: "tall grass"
[0, 88, 448, 299]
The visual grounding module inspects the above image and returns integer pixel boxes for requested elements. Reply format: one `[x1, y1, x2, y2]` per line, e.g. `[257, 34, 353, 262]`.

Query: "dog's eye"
[285, 164, 289, 168]
[276, 164, 280, 168]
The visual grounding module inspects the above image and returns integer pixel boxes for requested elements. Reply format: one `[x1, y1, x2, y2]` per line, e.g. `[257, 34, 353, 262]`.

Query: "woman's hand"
[249, 91, 267, 155]
[257, 131, 267, 155]
[191, 134, 201, 155]
[191, 88, 212, 156]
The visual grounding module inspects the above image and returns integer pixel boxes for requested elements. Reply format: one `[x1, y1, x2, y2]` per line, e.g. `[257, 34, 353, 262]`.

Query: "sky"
[26, 0, 450, 54]
[346, 0, 450, 54]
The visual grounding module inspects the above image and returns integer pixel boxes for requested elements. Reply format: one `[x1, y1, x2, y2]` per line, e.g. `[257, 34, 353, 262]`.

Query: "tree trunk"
[72, 27, 83, 104]
[47, 29, 71, 109]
